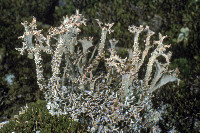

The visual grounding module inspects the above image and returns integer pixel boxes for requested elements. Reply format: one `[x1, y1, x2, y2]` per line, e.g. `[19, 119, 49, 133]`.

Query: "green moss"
[0, 99, 88, 132]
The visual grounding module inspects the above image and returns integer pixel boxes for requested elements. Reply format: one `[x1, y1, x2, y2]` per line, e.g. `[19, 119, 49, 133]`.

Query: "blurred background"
[0, 0, 199, 132]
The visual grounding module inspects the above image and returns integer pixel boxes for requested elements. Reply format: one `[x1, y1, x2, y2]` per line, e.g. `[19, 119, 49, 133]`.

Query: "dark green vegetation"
[0, 99, 88, 132]
[0, 0, 199, 132]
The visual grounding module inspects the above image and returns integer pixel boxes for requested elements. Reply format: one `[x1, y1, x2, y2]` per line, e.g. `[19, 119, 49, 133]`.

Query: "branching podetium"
[15, 10, 179, 132]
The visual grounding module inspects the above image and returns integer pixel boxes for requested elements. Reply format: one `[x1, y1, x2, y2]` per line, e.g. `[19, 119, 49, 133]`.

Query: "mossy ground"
[0, 99, 88, 133]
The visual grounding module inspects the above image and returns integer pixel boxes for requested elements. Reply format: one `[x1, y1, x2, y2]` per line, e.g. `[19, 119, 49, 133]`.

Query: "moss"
[0, 99, 88, 132]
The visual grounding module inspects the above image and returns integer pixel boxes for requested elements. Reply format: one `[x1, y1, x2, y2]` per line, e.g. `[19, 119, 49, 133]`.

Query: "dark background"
[0, 0, 199, 132]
